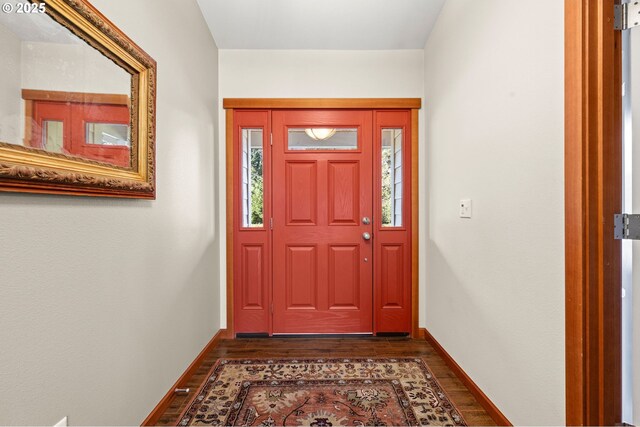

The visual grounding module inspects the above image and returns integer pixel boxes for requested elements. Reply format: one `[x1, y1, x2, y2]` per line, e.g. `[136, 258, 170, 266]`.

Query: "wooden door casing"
[230, 103, 416, 336]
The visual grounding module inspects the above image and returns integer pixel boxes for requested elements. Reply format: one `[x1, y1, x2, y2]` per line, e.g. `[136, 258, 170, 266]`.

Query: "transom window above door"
[288, 128, 358, 151]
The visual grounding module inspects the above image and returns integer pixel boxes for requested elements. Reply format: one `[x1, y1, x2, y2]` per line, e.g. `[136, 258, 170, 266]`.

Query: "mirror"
[0, 0, 156, 198]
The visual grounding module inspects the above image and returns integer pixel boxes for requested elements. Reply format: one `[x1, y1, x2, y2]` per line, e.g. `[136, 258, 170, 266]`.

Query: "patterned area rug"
[178, 358, 467, 426]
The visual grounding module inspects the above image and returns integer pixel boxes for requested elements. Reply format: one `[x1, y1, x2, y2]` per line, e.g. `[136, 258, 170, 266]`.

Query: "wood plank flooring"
[155, 337, 495, 426]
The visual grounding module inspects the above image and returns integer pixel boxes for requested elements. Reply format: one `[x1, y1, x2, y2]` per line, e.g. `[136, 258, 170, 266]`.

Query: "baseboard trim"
[141, 328, 227, 426]
[422, 328, 512, 426]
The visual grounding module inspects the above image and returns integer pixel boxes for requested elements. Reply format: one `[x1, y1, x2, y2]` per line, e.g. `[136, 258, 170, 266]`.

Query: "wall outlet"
[459, 199, 472, 218]
[54, 417, 67, 427]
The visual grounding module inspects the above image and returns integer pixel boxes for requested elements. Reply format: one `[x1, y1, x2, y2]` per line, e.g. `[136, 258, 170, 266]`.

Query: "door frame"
[224, 98, 422, 338]
[565, 0, 622, 425]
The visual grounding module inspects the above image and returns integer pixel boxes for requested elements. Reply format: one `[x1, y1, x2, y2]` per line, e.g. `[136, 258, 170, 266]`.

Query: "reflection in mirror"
[0, 10, 132, 168]
[86, 123, 130, 146]
[43, 120, 63, 153]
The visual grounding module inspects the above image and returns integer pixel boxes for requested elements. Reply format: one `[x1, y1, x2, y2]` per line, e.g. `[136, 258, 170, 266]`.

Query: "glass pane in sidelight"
[381, 128, 403, 227]
[242, 128, 264, 227]
[42, 120, 64, 153]
[288, 128, 358, 150]
[85, 123, 130, 147]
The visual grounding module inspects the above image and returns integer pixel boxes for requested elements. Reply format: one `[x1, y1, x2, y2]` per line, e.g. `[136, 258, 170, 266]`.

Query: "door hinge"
[615, 2, 640, 30]
[270, 218, 273, 229]
[270, 303, 273, 314]
[614, 214, 640, 239]
[270, 133, 273, 146]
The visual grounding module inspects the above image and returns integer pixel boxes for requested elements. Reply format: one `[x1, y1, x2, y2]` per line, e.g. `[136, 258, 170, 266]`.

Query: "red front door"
[232, 107, 413, 336]
[271, 110, 374, 333]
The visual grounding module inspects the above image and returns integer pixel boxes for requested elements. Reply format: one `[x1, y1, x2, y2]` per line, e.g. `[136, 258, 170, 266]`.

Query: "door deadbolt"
[362, 217, 371, 225]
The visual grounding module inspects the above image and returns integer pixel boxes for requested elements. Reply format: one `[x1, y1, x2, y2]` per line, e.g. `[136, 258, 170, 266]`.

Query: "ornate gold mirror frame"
[0, 0, 157, 199]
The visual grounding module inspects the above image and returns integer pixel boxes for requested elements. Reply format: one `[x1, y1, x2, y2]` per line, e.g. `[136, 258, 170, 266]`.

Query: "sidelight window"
[42, 120, 64, 153]
[381, 128, 403, 227]
[241, 128, 264, 227]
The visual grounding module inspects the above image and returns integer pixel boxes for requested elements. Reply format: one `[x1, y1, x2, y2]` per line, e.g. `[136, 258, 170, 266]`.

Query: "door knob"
[362, 232, 371, 241]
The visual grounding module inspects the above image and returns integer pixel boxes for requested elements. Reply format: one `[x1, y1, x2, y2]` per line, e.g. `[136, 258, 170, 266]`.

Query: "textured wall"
[423, 1, 565, 424]
[0, 0, 220, 424]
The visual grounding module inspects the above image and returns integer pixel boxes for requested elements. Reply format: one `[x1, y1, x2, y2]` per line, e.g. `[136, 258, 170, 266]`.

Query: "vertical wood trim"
[225, 109, 235, 338]
[565, 0, 622, 424]
[565, 2, 585, 422]
[411, 109, 420, 338]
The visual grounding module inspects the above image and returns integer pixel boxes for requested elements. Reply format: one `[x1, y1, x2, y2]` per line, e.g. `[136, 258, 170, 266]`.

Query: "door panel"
[241, 244, 266, 310]
[286, 245, 318, 309]
[328, 245, 361, 309]
[286, 161, 318, 225]
[272, 110, 373, 334]
[328, 161, 360, 225]
[381, 244, 405, 308]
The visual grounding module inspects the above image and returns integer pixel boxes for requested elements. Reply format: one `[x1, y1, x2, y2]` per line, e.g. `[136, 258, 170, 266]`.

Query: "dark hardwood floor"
[155, 337, 496, 426]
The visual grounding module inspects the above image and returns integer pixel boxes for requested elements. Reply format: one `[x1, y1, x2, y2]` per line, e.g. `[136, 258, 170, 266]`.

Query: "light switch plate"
[54, 417, 67, 427]
[459, 199, 472, 218]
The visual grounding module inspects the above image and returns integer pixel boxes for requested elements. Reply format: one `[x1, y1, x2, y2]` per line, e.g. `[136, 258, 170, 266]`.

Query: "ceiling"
[195, 0, 446, 50]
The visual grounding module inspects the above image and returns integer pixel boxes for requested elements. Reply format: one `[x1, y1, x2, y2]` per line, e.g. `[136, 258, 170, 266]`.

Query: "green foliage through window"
[382, 148, 392, 225]
[250, 149, 263, 226]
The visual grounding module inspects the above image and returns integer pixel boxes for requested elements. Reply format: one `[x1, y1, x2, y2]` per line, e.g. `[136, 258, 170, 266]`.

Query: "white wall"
[0, 23, 21, 145]
[0, 0, 220, 424]
[423, 1, 565, 425]
[218, 49, 425, 327]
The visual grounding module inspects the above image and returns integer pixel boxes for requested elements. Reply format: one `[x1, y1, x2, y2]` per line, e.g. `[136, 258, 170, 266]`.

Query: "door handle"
[362, 232, 371, 241]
